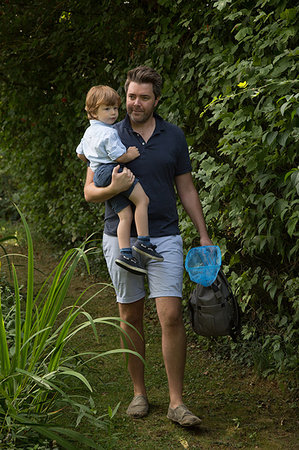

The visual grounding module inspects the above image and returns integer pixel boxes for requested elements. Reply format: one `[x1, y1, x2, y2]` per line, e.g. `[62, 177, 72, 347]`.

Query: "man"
[84, 66, 212, 427]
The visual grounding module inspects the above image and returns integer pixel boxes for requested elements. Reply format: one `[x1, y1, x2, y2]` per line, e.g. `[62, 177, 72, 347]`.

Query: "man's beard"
[127, 107, 154, 124]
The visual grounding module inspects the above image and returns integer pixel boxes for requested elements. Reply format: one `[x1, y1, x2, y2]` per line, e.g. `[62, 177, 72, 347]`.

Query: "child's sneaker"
[132, 242, 164, 261]
[115, 254, 147, 275]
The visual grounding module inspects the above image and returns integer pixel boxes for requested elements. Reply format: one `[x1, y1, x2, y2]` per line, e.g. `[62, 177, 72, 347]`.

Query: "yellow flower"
[237, 81, 248, 88]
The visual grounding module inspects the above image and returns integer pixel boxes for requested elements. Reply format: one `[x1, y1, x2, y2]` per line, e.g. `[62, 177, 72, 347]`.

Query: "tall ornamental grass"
[0, 208, 143, 449]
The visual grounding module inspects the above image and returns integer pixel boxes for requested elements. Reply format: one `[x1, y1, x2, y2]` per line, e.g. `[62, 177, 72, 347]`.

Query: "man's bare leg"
[155, 296, 201, 426]
[155, 297, 186, 408]
[118, 298, 146, 396]
[119, 298, 149, 417]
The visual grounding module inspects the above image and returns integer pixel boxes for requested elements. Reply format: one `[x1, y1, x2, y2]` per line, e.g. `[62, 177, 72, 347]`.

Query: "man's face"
[126, 82, 159, 124]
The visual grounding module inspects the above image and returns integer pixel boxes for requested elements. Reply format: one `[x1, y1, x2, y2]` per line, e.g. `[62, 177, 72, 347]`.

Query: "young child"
[76, 85, 163, 275]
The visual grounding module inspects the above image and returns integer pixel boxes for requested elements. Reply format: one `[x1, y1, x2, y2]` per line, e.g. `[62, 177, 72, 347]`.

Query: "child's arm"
[116, 146, 140, 164]
[77, 153, 89, 163]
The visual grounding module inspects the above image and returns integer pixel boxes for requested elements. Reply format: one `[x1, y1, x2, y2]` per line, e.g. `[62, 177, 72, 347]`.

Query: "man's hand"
[84, 165, 135, 203]
[111, 165, 135, 194]
[200, 236, 213, 247]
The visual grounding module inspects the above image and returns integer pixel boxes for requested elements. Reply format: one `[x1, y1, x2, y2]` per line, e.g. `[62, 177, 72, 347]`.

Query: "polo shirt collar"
[122, 112, 166, 134]
[89, 119, 112, 127]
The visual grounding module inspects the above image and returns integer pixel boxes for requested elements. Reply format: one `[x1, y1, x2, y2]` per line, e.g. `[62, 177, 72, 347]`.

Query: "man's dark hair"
[124, 66, 163, 99]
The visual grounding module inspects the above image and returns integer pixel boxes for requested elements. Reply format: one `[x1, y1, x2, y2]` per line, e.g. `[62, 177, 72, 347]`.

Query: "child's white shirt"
[76, 120, 126, 172]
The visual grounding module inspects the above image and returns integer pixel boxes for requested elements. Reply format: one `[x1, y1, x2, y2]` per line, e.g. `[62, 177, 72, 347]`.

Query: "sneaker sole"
[115, 259, 147, 275]
[132, 246, 164, 262]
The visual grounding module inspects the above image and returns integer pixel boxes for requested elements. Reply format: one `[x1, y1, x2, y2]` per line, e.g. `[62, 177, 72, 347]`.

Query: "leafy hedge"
[0, 0, 298, 382]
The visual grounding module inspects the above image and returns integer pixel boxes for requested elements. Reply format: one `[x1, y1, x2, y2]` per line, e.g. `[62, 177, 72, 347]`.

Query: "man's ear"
[154, 97, 160, 107]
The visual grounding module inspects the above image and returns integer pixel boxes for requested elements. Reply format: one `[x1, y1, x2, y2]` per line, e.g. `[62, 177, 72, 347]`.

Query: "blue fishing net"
[185, 246, 222, 287]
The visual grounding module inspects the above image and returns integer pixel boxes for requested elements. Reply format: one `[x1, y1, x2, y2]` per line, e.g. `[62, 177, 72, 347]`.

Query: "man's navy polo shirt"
[104, 113, 192, 237]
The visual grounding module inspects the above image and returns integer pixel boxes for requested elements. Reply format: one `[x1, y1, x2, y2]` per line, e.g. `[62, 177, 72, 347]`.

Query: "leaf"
[184, 67, 195, 83]
[264, 193, 276, 208]
[284, 168, 298, 182]
[14, 206, 34, 369]
[266, 131, 278, 145]
[275, 199, 289, 219]
[287, 216, 298, 237]
[214, 0, 232, 11]
[278, 131, 289, 147]
[280, 101, 289, 116]
[108, 401, 121, 419]
[291, 172, 299, 196]
[59, 369, 93, 392]
[28, 424, 102, 450]
[0, 290, 11, 377]
[246, 158, 257, 172]
[269, 284, 278, 299]
[16, 368, 53, 390]
[235, 27, 251, 41]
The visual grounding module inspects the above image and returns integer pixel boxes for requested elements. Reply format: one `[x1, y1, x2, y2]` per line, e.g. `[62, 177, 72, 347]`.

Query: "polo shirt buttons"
[142, 142, 145, 145]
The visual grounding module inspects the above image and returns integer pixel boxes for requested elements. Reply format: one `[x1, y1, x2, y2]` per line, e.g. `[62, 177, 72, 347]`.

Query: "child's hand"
[116, 146, 140, 164]
[78, 153, 89, 163]
[126, 146, 140, 161]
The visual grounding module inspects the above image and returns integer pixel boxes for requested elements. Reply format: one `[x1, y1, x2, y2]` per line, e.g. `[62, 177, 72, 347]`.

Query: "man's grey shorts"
[102, 233, 184, 303]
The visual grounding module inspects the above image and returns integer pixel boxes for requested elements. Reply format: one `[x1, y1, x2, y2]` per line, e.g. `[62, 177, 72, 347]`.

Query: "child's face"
[96, 104, 119, 125]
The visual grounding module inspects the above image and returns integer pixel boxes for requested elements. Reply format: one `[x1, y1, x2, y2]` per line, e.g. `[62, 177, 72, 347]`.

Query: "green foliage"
[0, 0, 298, 381]
[0, 208, 144, 448]
[146, 0, 298, 381]
[0, 0, 153, 245]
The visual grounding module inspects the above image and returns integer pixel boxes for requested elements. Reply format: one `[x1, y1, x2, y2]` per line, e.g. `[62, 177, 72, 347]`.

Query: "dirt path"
[2, 237, 298, 449]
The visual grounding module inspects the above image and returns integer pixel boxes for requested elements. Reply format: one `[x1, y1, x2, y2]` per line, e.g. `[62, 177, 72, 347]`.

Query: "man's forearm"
[84, 181, 118, 203]
[83, 167, 111, 203]
[175, 173, 212, 245]
[183, 191, 210, 238]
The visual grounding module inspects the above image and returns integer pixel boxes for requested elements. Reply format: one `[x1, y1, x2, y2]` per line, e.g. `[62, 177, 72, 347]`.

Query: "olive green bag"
[188, 270, 241, 341]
